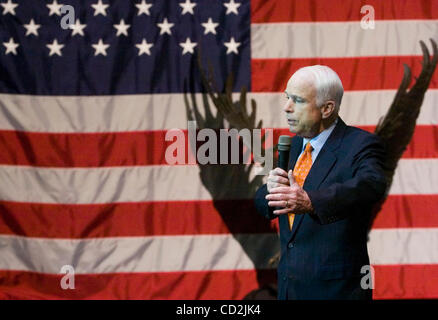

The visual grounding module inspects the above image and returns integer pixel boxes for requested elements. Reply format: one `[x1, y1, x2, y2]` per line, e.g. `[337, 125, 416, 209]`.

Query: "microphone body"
[277, 135, 293, 171]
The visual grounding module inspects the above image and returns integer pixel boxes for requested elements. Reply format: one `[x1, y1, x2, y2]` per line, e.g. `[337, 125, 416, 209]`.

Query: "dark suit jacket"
[254, 118, 387, 300]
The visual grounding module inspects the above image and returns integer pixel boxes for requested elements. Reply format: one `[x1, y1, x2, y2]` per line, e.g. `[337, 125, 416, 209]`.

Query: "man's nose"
[283, 98, 294, 113]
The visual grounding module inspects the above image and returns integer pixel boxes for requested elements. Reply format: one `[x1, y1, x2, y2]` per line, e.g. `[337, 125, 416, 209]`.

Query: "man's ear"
[320, 101, 336, 119]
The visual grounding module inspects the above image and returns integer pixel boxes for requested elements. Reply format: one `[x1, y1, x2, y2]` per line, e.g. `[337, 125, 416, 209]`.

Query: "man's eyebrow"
[285, 92, 305, 100]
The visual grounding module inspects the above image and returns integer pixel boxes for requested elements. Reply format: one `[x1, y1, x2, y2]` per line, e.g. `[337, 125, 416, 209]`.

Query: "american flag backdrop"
[0, 0, 438, 300]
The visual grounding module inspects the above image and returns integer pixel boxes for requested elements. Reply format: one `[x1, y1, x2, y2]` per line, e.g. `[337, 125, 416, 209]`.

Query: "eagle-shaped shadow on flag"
[184, 39, 437, 300]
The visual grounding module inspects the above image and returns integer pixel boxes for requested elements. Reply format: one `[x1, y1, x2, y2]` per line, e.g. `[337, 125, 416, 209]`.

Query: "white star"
[179, 0, 196, 15]
[3, 37, 19, 55]
[157, 18, 174, 35]
[113, 19, 130, 37]
[224, 37, 241, 54]
[70, 19, 86, 36]
[46, 39, 64, 56]
[92, 39, 109, 56]
[136, 39, 153, 56]
[136, 0, 152, 16]
[223, 0, 240, 15]
[23, 19, 41, 37]
[179, 38, 197, 55]
[1, 0, 18, 15]
[47, 0, 63, 16]
[201, 18, 219, 35]
[91, 0, 109, 16]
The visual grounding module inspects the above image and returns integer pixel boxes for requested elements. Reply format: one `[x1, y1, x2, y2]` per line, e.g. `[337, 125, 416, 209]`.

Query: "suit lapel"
[288, 118, 347, 241]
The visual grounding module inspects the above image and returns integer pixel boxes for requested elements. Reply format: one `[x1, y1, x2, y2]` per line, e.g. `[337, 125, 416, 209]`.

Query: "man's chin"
[289, 126, 312, 138]
[288, 126, 299, 134]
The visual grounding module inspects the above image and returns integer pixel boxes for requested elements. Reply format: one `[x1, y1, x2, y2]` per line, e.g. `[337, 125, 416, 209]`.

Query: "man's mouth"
[287, 119, 297, 125]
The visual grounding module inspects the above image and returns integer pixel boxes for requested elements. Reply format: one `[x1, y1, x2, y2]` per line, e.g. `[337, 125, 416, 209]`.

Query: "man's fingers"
[273, 208, 293, 215]
[269, 187, 293, 194]
[267, 182, 289, 193]
[265, 193, 288, 201]
[273, 167, 289, 177]
[267, 169, 290, 192]
[267, 175, 289, 185]
[268, 200, 289, 207]
[288, 170, 299, 186]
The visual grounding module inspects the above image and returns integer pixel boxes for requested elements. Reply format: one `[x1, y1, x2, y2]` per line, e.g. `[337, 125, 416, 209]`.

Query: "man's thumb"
[288, 170, 298, 186]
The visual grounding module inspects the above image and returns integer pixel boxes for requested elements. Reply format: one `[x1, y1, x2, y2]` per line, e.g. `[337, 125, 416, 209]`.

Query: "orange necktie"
[288, 142, 313, 230]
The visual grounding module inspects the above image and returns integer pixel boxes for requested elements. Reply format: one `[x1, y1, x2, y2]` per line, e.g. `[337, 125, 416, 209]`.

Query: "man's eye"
[286, 95, 304, 103]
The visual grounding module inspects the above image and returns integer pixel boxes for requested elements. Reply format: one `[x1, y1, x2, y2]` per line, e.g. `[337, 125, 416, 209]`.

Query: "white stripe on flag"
[1, 228, 437, 274]
[0, 159, 437, 204]
[251, 20, 438, 59]
[1, 90, 438, 132]
[369, 228, 438, 265]
[0, 234, 279, 273]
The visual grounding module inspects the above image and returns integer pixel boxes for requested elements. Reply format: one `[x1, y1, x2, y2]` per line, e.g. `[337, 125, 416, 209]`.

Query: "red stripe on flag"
[0, 130, 172, 167]
[373, 264, 438, 299]
[0, 125, 436, 167]
[1, 195, 437, 239]
[251, 0, 438, 23]
[0, 200, 276, 238]
[0, 129, 272, 167]
[0, 269, 276, 300]
[372, 195, 438, 229]
[358, 125, 438, 159]
[252, 57, 438, 92]
[2, 265, 438, 300]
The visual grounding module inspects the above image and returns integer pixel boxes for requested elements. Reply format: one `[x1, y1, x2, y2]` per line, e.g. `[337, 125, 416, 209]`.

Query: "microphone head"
[278, 135, 293, 151]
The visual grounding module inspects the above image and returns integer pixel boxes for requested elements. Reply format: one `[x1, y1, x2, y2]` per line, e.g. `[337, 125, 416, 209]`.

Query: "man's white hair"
[292, 65, 344, 113]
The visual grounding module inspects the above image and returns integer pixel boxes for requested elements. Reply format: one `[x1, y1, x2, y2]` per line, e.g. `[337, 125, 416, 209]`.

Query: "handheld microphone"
[277, 135, 293, 171]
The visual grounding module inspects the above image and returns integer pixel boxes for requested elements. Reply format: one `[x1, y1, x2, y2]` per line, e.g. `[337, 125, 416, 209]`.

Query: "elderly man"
[254, 65, 387, 300]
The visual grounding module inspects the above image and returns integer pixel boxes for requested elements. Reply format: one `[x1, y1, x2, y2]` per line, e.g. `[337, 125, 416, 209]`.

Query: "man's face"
[283, 75, 323, 138]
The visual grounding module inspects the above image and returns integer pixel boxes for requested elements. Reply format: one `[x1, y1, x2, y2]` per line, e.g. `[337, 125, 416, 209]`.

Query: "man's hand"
[267, 168, 290, 193]
[266, 170, 314, 215]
